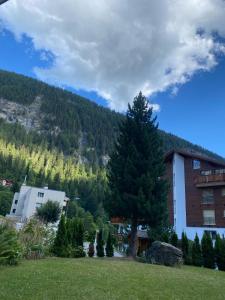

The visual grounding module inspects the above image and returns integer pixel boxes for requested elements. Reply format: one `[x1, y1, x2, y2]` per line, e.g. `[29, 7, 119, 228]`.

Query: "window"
[222, 189, 225, 196]
[12, 209, 16, 214]
[201, 170, 212, 176]
[203, 210, 215, 225]
[193, 160, 201, 170]
[36, 203, 42, 208]
[38, 192, 44, 198]
[202, 189, 214, 204]
[14, 200, 18, 205]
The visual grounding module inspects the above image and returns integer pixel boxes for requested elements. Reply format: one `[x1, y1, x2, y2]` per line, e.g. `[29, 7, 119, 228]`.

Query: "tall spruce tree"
[107, 92, 168, 258]
[53, 214, 69, 257]
[192, 233, 202, 267]
[201, 232, 215, 269]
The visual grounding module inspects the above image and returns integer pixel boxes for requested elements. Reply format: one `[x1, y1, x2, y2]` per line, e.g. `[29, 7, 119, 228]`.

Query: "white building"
[7, 184, 68, 224]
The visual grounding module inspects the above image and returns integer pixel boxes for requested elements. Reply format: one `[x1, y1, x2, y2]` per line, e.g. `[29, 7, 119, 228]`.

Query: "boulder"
[146, 241, 183, 267]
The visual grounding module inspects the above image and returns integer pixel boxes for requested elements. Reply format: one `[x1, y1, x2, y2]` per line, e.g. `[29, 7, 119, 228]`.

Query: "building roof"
[164, 148, 225, 167]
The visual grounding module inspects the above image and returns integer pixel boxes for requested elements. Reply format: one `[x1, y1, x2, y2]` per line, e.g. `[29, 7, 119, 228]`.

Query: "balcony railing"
[195, 171, 225, 186]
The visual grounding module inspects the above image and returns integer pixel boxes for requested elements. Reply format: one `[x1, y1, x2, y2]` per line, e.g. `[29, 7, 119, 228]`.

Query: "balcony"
[195, 169, 225, 187]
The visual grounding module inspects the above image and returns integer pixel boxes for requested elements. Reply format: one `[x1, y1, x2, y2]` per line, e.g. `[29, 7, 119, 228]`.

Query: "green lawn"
[1, 258, 225, 300]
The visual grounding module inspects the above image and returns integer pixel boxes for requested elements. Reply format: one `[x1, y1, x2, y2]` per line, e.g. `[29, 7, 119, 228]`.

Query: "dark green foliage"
[0, 222, 21, 265]
[191, 234, 202, 267]
[88, 243, 95, 257]
[0, 188, 13, 216]
[106, 232, 114, 257]
[96, 229, 105, 257]
[36, 200, 61, 224]
[181, 232, 190, 264]
[71, 246, 86, 258]
[201, 232, 215, 269]
[215, 234, 225, 271]
[170, 232, 178, 247]
[107, 92, 168, 257]
[52, 214, 69, 257]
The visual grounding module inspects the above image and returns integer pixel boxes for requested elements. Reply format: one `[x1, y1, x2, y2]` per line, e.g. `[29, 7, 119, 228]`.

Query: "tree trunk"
[129, 219, 138, 258]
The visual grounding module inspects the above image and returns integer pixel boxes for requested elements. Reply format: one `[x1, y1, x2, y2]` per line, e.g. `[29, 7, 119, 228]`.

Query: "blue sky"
[1, 1, 225, 158]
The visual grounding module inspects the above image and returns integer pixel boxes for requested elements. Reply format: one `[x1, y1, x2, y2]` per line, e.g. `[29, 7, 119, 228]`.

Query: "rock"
[146, 241, 183, 267]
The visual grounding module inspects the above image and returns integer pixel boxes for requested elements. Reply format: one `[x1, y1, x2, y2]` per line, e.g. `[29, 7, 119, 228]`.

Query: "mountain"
[0, 69, 224, 216]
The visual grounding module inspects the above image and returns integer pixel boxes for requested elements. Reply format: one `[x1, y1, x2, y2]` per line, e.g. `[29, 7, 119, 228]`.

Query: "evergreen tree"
[215, 234, 225, 271]
[181, 232, 189, 264]
[52, 214, 69, 257]
[192, 233, 202, 267]
[96, 229, 104, 257]
[107, 92, 168, 258]
[170, 232, 178, 247]
[106, 231, 114, 257]
[201, 232, 215, 269]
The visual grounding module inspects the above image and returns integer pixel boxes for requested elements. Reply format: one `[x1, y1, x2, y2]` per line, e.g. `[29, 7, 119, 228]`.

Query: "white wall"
[9, 185, 66, 221]
[173, 153, 186, 238]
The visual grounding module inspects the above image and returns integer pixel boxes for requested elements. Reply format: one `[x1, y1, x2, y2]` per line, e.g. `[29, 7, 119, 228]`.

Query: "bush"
[192, 233, 202, 267]
[201, 232, 215, 269]
[71, 246, 86, 258]
[88, 243, 95, 257]
[0, 222, 21, 265]
[36, 200, 61, 224]
[19, 219, 54, 259]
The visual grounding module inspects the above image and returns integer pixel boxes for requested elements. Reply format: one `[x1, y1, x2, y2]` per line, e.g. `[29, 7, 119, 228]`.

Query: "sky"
[0, 0, 225, 157]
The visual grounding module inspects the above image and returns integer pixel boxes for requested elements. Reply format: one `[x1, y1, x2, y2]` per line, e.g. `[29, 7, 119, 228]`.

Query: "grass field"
[1, 258, 225, 300]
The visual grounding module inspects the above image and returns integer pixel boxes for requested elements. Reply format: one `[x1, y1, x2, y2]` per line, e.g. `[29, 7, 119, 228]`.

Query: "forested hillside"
[0, 69, 224, 217]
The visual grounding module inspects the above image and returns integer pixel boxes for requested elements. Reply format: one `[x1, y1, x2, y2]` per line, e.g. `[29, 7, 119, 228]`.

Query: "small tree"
[88, 243, 95, 257]
[96, 229, 104, 257]
[201, 232, 214, 269]
[106, 231, 114, 257]
[215, 234, 225, 271]
[181, 232, 189, 264]
[36, 200, 61, 224]
[170, 232, 178, 247]
[52, 214, 69, 257]
[192, 233, 202, 267]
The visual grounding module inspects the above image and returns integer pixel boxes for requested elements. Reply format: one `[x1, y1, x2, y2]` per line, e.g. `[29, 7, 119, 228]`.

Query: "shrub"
[192, 233, 202, 267]
[215, 234, 225, 271]
[96, 229, 104, 257]
[71, 246, 86, 258]
[0, 222, 21, 265]
[19, 219, 54, 259]
[106, 231, 114, 257]
[201, 232, 215, 269]
[88, 243, 95, 257]
[36, 200, 61, 224]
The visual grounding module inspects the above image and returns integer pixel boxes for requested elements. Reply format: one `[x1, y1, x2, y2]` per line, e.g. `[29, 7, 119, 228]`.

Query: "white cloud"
[1, 0, 225, 111]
